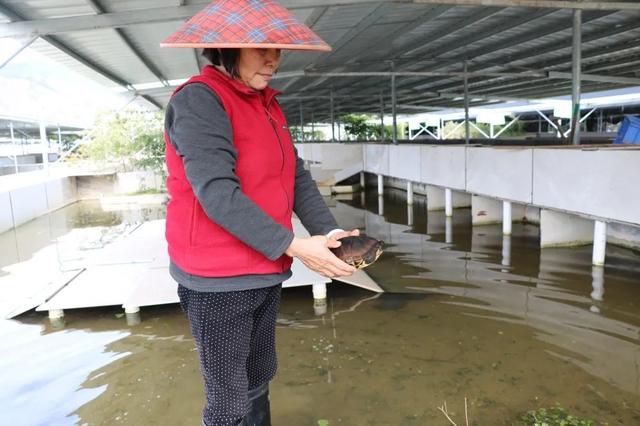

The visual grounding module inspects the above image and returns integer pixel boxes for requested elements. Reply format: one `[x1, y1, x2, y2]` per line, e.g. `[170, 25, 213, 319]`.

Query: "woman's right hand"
[285, 236, 356, 278]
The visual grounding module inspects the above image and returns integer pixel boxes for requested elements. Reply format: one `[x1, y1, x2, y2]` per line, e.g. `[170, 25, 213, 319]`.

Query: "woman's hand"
[285, 236, 356, 278]
[327, 228, 360, 243]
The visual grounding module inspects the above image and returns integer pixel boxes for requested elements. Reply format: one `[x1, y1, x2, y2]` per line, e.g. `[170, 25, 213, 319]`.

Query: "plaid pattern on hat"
[161, 0, 331, 51]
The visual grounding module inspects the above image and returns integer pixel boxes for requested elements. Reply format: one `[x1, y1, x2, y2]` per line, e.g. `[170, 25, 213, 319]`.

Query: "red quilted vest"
[164, 66, 295, 277]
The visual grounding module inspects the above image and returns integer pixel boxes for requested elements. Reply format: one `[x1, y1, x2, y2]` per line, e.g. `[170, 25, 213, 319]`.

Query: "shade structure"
[161, 0, 331, 51]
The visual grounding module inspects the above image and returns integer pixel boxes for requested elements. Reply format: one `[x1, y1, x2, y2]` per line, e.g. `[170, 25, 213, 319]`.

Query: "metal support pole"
[49, 309, 65, 328]
[380, 91, 385, 142]
[445, 188, 453, 217]
[598, 109, 603, 132]
[592, 220, 607, 266]
[407, 204, 414, 226]
[378, 195, 384, 216]
[591, 266, 604, 302]
[407, 181, 413, 205]
[538, 115, 542, 135]
[503, 201, 512, 235]
[49, 309, 64, 320]
[125, 306, 141, 325]
[360, 171, 366, 190]
[377, 174, 384, 196]
[39, 120, 49, 170]
[391, 62, 398, 144]
[571, 10, 582, 145]
[445, 217, 452, 244]
[330, 90, 335, 141]
[299, 101, 304, 142]
[313, 283, 327, 316]
[9, 122, 18, 174]
[0, 36, 37, 69]
[464, 61, 470, 144]
[502, 236, 511, 267]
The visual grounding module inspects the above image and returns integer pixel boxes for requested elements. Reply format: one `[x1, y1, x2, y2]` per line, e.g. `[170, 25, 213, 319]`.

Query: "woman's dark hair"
[202, 48, 240, 77]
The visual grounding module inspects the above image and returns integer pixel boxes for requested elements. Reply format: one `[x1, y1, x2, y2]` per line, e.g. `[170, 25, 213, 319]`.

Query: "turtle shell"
[330, 235, 384, 269]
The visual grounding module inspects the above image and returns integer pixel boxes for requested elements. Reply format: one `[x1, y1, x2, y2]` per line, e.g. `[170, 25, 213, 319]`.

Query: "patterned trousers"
[178, 284, 281, 426]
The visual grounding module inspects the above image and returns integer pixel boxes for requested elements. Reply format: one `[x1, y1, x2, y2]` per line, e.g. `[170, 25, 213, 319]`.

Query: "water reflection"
[341, 189, 640, 402]
[0, 201, 165, 319]
[1, 192, 639, 425]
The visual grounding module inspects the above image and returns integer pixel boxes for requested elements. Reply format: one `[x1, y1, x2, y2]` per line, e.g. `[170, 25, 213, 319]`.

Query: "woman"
[161, 1, 358, 425]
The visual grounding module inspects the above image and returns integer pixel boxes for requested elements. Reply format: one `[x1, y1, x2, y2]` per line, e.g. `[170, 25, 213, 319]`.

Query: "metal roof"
[1, 0, 639, 122]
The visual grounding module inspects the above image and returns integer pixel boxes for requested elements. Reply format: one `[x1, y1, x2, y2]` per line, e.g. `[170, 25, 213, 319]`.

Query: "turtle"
[330, 235, 384, 269]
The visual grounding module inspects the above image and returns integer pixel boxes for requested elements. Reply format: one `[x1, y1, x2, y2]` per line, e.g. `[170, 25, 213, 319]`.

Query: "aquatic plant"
[519, 405, 596, 426]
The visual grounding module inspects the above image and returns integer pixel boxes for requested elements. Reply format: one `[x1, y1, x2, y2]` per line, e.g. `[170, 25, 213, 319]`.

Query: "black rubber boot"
[241, 384, 271, 426]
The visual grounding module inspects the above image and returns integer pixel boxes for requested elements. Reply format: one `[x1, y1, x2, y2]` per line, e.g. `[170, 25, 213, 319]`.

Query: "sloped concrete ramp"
[30, 218, 381, 315]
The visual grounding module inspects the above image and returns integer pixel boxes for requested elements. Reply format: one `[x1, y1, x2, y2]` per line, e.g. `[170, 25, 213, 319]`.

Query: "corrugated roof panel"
[52, 29, 159, 83]
[314, 3, 385, 32]
[121, 22, 199, 81]
[28, 38, 120, 88]
[2, 0, 93, 19]
[4, 0, 639, 114]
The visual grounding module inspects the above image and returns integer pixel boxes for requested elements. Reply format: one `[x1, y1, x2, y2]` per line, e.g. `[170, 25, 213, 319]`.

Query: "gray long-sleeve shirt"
[165, 82, 339, 292]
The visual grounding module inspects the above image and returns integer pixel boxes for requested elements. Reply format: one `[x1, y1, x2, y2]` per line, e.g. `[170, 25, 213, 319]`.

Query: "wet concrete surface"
[1, 192, 639, 425]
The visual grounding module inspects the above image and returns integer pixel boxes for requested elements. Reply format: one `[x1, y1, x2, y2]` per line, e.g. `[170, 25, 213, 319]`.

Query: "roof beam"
[281, 2, 391, 93]
[411, 0, 640, 11]
[304, 70, 547, 77]
[549, 71, 640, 86]
[294, 4, 502, 94]
[0, 2, 410, 39]
[394, 10, 614, 91]
[0, 35, 37, 69]
[0, 5, 204, 38]
[419, 21, 640, 95]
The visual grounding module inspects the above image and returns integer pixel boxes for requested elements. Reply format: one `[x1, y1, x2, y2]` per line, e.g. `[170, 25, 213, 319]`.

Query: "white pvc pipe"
[407, 181, 413, 205]
[407, 204, 414, 226]
[360, 171, 366, 189]
[501, 235, 511, 267]
[49, 309, 64, 319]
[313, 284, 327, 315]
[445, 188, 452, 217]
[377, 195, 384, 216]
[125, 306, 140, 314]
[445, 217, 452, 244]
[503, 201, 512, 235]
[312, 283, 327, 300]
[590, 266, 604, 301]
[592, 220, 607, 266]
[377, 174, 384, 195]
[126, 311, 141, 326]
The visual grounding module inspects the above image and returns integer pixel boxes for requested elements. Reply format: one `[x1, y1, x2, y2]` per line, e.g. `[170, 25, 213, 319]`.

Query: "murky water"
[1, 192, 639, 425]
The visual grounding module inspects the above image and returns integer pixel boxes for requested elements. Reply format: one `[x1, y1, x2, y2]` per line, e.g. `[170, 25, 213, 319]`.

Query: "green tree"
[341, 114, 382, 141]
[289, 127, 327, 142]
[81, 109, 164, 173]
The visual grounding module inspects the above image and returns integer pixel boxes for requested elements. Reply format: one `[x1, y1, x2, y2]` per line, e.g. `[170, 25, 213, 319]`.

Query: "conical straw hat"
[161, 0, 331, 51]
